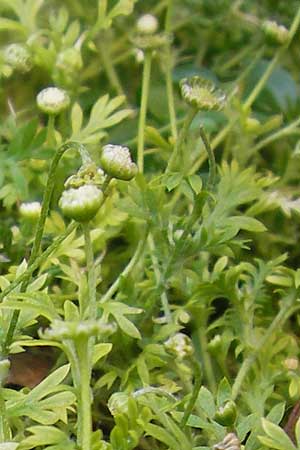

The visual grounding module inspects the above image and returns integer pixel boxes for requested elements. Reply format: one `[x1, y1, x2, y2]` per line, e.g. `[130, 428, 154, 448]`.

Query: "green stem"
[199, 125, 216, 189]
[77, 337, 92, 450]
[0, 390, 9, 442]
[180, 358, 202, 427]
[166, 108, 197, 173]
[137, 50, 153, 173]
[100, 233, 147, 304]
[2, 141, 90, 354]
[82, 223, 97, 320]
[47, 115, 56, 147]
[197, 326, 217, 394]
[165, 0, 178, 141]
[98, 38, 125, 97]
[232, 297, 298, 400]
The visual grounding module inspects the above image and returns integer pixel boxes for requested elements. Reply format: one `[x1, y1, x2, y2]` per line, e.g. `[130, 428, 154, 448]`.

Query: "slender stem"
[98, 38, 125, 98]
[0, 390, 9, 442]
[2, 141, 90, 354]
[100, 234, 147, 304]
[164, 0, 178, 141]
[166, 108, 197, 173]
[47, 115, 56, 147]
[199, 125, 216, 189]
[137, 50, 153, 173]
[232, 298, 298, 400]
[180, 358, 202, 427]
[197, 326, 217, 394]
[77, 337, 92, 450]
[82, 223, 97, 320]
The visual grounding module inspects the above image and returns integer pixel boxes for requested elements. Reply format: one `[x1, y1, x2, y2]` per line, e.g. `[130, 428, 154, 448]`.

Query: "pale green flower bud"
[213, 432, 241, 450]
[19, 201, 41, 221]
[137, 14, 159, 35]
[41, 319, 112, 341]
[100, 144, 138, 181]
[59, 184, 103, 222]
[4, 43, 32, 73]
[37, 87, 70, 115]
[164, 333, 193, 359]
[180, 76, 226, 111]
[56, 48, 83, 73]
[262, 20, 289, 45]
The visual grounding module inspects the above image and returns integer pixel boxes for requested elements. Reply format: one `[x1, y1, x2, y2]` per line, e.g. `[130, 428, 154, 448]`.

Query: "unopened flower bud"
[108, 392, 130, 416]
[59, 184, 103, 222]
[137, 14, 159, 35]
[0, 359, 10, 384]
[180, 76, 226, 111]
[4, 43, 32, 73]
[214, 400, 237, 427]
[56, 48, 83, 73]
[19, 202, 41, 221]
[41, 319, 113, 341]
[37, 87, 70, 115]
[213, 432, 241, 450]
[262, 20, 289, 45]
[164, 333, 193, 359]
[100, 144, 137, 181]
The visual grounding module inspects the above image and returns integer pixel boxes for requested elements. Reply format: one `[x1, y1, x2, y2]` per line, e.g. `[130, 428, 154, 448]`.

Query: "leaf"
[144, 423, 179, 450]
[188, 175, 203, 194]
[71, 102, 83, 135]
[18, 426, 71, 450]
[0, 444, 19, 450]
[114, 314, 141, 339]
[26, 364, 70, 401]
[197, 387, 216, 418]
[226, 216, 266, 233]
[92, 343, 113, 365]
[216, 378, 232, 407]
[295, 417, 300, 448]
[259, 419, 296, 450]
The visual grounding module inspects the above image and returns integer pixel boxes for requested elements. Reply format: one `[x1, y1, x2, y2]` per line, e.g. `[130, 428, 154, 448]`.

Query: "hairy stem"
[137, 50, 153, 173]
[165, 0, 178, 141]
[82, 223, 97, 319]
[180, 358, 202, 426]
[199, 125, 216, 189]
[77, 337, 92, 450]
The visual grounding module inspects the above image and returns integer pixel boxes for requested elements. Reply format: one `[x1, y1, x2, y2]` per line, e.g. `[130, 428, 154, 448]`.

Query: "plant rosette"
[59, 184, 104, 222]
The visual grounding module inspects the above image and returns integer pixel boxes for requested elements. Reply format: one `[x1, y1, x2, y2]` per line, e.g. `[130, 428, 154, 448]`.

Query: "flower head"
[37, 87, 70, 115]
[59, 184, 103, 222]
[164, 333, 193, 359]
[262, 20, 289, 45]
[137, 14, 159, 35]
[19, 201, 41, 221]
[180, 76, 226, 111]
[100, 144, 137, 181]
[4, 43, 32, 73]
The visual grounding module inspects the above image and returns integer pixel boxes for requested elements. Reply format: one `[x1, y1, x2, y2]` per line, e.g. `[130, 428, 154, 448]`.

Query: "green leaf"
[187, 175, 203, 194]
[259, 419, 296, 450]
[144, 423, 179, 450]
[92, 343, 113, 365]
[0, 444, 19, 450]
[71, 102, 83, 135]
[114, 314, 141, 339]
[295, 417, 300, 448]
[226, 216, 266, 233]
[197, 387, 216, 418]
[217, 378, 232, 407]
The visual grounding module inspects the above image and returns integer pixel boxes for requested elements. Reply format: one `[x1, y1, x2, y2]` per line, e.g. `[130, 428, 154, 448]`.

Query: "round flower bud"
[214, 400, 237, 427]
[59, 184, 103, 222]
[19, 202, 41, 221]
[100, 144, 138, 181]
[164, 333, 193, 359]
[56, 48, 83, 73]
[4, 43, 32, 73]
[213, 432, 241, 450]
[37, 87, 70, 115]
[137, 14, 159, 35]
[180, 76, 226, 111]
[262, 20, 289, 45]
[108, 392, 130, 416]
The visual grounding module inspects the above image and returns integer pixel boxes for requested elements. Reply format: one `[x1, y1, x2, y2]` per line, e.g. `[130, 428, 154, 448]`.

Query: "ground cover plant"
[2, 0, 300, 449]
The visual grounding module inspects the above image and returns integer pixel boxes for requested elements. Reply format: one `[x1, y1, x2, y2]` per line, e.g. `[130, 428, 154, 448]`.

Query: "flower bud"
[108, 392, 130, 416]
[41, 319, 112, 341]
[59, 184, 103, 222]
[0, 359, 10, 385]
[37, 87, 70, 115]
[132, 32, 172, 51]
[4, 43, 32, 73]
[56, 48, 83, 73]
[214, 400, 237, 427]
[180, 76, 226, 111]
[262, 20, 289, 45]
[100, 144, 138, 181]
[164, 333, 193, 359]
[213, 432, 241, 450]
[137, 14, 159, 35]
[19, 202, 41, 221]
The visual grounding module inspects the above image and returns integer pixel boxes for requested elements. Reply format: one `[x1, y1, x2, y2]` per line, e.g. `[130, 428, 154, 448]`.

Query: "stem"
[166, 108, 197, 173]
[2, 141, 90, 354]
[77, 337, 92, 450]
[165, 0, 178, 141]
[100, 234, 147, 304]
[232, 297, 298, 400]
[137, 50, 153, 173]
[199, 125, 216, 189]
[197, 326, 217, 394]
[47, 114, 56, 147]
[180, 358, 202, 427]
[0, 390, 9, 442]
[98, 38, 125, 97]
[82, 223, 97, 320]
